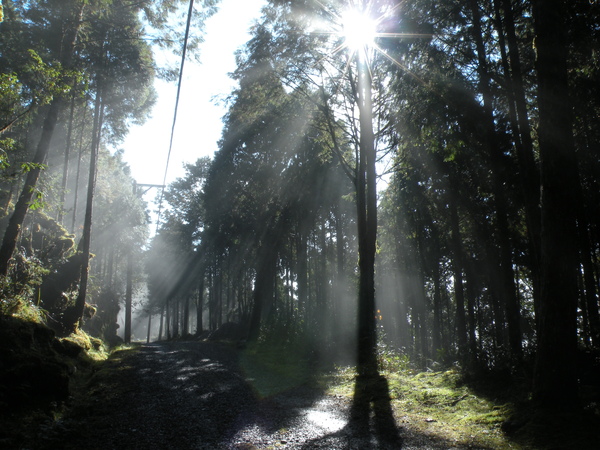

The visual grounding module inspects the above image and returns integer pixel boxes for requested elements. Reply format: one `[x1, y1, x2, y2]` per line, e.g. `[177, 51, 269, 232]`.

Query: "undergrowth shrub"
[0, 251, 47, 320]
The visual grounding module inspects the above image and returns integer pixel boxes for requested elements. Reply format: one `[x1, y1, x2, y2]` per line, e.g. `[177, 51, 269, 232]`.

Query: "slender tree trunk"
[183, 295, 190, 336]
[356, 51, 378, 377]
[296, 228, 308, 322]
[146, 314, 152, 343]
[449, 196, 468, 359]
[158, 304, 164, 341]
[464, 259, 480, 365]
[173, 297, 179, 337]
[532, 0, 579, 408]
[248, 243, 278, 342]
[58, 95, 76, 225]
[468, 0, 522, 361]
[124, 251, 133, 343]
[574, 178, 600, 347]
[334, 201, 345, 336]
[70, 87, 103, 331]
[71, 106, 87, 234]
[431, 260, 443, 353]
[196, 278, 204, 335]
[165, 297, 171, 339]
[500, 0, 542, 313]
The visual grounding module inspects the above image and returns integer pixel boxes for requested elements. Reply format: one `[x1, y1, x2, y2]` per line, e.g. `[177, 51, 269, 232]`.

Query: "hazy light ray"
[373, 41, 441, 96]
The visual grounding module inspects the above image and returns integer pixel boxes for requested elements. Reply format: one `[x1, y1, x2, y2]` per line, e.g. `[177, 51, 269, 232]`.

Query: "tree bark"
[468, 0, 522, 361]
[449, 195, 468, 359]
[532, 0, 579, 408]
[69, 86, 103, 331]
[58, 95, 76, 225]
[248, 243, 278, 342]
[196, 278, 204, 335]
[146, 313, 152, 343]
[124, 251, 133, 343]
[356, 51, 378, 377]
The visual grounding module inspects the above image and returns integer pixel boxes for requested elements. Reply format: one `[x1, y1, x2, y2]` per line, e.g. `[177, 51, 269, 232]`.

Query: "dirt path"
[36, 341, 475, 449]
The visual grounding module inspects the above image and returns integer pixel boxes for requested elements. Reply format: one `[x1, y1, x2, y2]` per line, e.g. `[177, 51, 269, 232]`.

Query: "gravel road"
[35, 340, 476, 449]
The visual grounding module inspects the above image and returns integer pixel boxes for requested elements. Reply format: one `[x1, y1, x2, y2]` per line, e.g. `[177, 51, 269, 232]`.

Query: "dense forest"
[2, 0, 600, 442]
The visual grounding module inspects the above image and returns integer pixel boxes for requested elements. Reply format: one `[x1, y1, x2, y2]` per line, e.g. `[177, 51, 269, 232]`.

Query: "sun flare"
[341, 9, 378, 51]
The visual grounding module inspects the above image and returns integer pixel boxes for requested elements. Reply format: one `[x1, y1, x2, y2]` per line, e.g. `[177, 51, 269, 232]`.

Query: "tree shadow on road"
[296, 371, 403, 449]
[347, 373, 403, 448]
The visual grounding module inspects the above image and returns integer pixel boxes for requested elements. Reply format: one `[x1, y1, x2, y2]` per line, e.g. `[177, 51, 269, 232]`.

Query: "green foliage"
[0, 253, 48, 319]
[23, 49, 81, 105]
[377, 342, 411, 374]
[0, 73, 23, 116]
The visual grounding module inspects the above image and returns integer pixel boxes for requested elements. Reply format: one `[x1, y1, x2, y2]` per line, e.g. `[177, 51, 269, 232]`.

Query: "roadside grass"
[320, 360, 600, 450]
[321, 364, 515, 449]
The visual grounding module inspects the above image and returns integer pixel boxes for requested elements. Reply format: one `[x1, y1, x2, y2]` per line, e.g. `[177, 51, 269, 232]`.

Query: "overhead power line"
[155, 0, 195, 234]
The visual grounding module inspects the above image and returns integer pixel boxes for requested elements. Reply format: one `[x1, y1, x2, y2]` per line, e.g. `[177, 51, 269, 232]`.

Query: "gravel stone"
[36, 340, 478, 449]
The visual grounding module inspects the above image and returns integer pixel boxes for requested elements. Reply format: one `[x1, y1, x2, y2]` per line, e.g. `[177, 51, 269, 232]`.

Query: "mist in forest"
[2, 1, 599, 426]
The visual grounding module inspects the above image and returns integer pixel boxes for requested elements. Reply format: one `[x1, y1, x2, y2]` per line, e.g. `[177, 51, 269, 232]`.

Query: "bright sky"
[118, 0, 265, 191]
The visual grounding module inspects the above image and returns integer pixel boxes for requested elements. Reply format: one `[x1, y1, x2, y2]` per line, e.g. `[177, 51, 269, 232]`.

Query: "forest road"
[37, 340, 472, 449]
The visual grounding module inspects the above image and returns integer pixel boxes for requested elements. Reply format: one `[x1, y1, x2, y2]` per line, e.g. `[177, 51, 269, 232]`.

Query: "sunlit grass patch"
[320, 365, 356, 397]
[388, 369, 513, 448]
[319, 364, 515, 448]
[62, 328, 108, 360]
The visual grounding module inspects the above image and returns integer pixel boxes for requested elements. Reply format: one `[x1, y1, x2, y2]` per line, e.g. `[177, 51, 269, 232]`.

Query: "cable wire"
[155, 0, 195, 233]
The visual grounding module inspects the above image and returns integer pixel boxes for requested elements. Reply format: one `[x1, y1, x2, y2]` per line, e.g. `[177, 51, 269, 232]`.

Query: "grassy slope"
[322, 365, 600, 449]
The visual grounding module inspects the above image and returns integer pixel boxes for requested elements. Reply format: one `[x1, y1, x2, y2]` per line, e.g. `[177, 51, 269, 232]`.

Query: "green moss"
[318, 366, 515, 448]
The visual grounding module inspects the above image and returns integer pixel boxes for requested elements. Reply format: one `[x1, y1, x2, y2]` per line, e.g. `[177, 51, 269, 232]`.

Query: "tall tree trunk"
[468, 0, 522, 361]
[248, 243, 278, 342]
[449, 196, 468, 360]
[124, 251, 133, 343]
[499, 0, 542, 313]
[172, 297, 179, 337]
[464, 259, 480, 365]
[146, 314, 152, 344]
[70, 87, 103, 331]
[58, 95, 76, 225]
[431, 259, 443, 353]
[574, 177, 600, 347]
[71, 106, 87, 234]
[532, 0, 579, 408]
[165, 297, 171, 339]
[296, 228, 308, 323]
[183, 295, 190, 336]
[196, 278, 204, 335]
[356, 51, 378, 377]
[158, 304, 164, 341]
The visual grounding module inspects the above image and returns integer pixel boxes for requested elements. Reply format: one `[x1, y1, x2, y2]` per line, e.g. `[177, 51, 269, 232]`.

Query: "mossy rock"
[53, 338, 84, 358]
[0, 316, 72, 409]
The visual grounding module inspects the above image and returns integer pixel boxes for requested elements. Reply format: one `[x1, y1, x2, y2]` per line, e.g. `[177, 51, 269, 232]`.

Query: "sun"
[340, 8, 378, 51]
